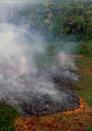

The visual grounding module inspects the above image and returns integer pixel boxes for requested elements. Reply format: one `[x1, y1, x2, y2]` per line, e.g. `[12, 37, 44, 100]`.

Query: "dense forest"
[11, 0, 92, 38]
[7, 0, 91, 59]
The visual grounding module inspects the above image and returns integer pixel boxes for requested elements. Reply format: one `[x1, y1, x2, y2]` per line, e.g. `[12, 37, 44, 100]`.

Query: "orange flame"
[63, 99, 85, 115]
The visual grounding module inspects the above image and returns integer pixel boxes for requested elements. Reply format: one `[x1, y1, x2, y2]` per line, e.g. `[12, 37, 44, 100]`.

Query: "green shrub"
[0, 102, 19, 131]
[87, 127, 92, 131]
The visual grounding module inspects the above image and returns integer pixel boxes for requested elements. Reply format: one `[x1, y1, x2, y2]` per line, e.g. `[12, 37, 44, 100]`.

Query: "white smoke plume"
[0, 1, 79, 114]
[0, 23, 45, 74]
[57, 51, 76, 69]
[0, 9, 62, 112]
[0, 23, 48, 111]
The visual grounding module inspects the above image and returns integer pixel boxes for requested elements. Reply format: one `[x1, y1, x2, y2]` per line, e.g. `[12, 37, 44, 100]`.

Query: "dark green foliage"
[87, 127, 92, 131]
[49, 1, 92, 37]
[79, 39, 92, 57]
[0, 102, 19, 131]
[13, 0, 92, 38]
[51, 16, 62, 36]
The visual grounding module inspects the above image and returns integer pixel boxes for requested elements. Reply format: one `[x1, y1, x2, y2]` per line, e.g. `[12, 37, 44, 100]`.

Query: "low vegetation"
[0, 102, 19, 131]
[76, 55, 92, 107]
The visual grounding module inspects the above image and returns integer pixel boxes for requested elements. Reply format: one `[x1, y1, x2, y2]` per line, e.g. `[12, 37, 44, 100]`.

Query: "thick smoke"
[0, 23, 45, 73]
[0, 23, 46, 108]
[0, 32, 65, 111]
[0, 1, 79, 114]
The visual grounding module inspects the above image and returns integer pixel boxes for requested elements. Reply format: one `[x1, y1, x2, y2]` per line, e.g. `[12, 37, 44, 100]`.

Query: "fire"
[63, 98, 85, 115]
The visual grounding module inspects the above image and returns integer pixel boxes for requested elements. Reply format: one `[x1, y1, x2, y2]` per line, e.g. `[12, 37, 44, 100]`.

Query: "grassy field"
[79, 39, 92, 57]
[76, 39, 92, 107]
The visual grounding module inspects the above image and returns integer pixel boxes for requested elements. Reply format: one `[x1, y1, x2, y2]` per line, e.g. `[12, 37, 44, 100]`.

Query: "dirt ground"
[15, 99, 92, 131]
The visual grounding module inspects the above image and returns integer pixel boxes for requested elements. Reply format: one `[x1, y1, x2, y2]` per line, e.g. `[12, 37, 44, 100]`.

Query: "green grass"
[75, 55, 92, 107]
[84, 40, 92, 49]
[87, 128, 92, 131]
[76, 88, 92, 106]
[0, 102, 19, 131]
[79, 39, 92, 57]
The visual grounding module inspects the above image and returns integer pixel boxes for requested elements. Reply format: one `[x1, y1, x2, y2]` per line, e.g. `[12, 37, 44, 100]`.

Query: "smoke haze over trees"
[0, 0, 92, 130]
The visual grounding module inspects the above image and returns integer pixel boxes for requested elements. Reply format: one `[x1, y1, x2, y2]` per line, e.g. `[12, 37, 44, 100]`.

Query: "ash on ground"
[0, 66, 80, 116]
[22, 68, 80, 115]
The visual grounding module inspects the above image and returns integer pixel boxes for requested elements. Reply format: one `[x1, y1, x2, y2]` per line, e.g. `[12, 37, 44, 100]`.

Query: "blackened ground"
[22, 90, 80, 116]
[20, 68, 80, 116]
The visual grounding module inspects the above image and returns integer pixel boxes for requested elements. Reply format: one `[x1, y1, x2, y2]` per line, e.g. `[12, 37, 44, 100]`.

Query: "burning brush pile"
[20, 67, 80, 115]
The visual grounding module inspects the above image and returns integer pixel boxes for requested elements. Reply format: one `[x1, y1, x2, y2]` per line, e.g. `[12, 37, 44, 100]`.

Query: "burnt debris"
[19, 68, 80, 116]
